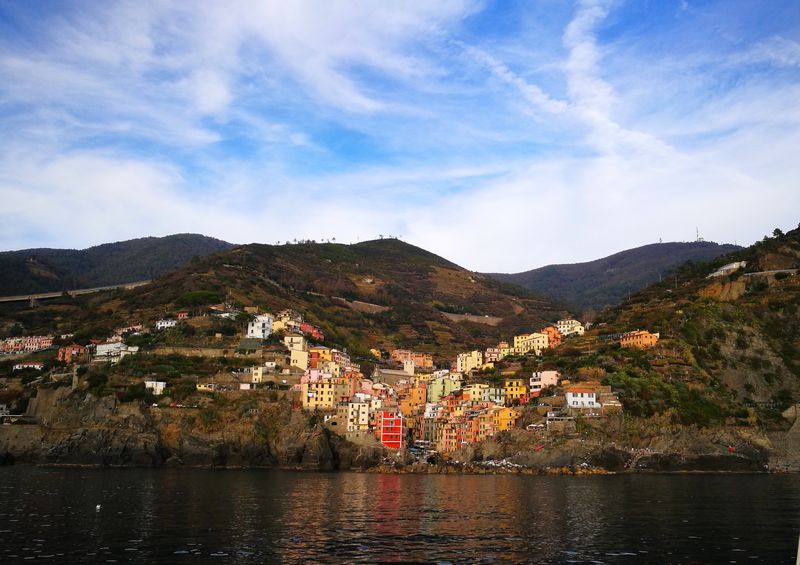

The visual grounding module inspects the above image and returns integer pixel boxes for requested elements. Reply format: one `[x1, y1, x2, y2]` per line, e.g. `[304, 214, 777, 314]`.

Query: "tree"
[773, 228, 784, 238]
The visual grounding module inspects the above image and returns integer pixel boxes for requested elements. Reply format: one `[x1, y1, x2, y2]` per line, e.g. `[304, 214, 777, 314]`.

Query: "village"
[0, 304, 663, 456]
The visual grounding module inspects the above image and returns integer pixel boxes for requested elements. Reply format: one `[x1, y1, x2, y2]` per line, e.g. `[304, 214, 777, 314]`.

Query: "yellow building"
[336, 401, 370, 433]
[492, 406, 519, 431]
[475, 410, 495, 441]
[290, 349, 309, 371]
[503, 378, 527, 405]
[284, 334, 306, 351]
[513, 332, 548, 356]
[456, 350, 483, 373]
[463, 383, 489, 403]
[302, 376, 349, 409]
[309, 345, 333, 361]
[620, 330, 660, 349]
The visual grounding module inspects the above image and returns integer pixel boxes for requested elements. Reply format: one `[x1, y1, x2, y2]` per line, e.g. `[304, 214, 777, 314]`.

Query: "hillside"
[488, 241, 741, 314]
[0, 238, 562, 360]
[1, 228, 798, 471]
[0, 234, 234, 295]
[595, 227, 800, 406]
[525, 225, 800, 440]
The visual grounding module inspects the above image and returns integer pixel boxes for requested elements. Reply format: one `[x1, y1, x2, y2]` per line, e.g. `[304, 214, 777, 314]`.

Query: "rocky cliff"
[0, 387, 385, 470]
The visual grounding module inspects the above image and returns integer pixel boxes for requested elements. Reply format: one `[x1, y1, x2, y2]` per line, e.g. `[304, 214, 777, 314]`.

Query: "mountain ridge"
[0, 234, 234, 295]
[488, 241, 742, 313]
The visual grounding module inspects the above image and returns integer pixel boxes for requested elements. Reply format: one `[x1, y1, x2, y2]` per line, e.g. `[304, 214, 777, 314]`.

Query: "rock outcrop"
[0, 388, 384, 470]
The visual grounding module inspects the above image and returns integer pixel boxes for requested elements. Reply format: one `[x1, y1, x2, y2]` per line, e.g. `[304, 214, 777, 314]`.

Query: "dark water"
[1, 468, 799, 564]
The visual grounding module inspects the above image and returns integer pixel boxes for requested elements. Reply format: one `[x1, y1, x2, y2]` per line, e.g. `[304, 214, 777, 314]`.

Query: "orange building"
[620, 330, 659, 349]
[390, 349, 434, 369]
[399, 386, 428, 417]
[57, 344, 87, 364]
[541, 326, 562, 348]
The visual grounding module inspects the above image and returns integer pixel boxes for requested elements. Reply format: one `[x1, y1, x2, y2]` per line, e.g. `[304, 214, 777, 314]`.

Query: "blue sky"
[1, 0, 799, 271]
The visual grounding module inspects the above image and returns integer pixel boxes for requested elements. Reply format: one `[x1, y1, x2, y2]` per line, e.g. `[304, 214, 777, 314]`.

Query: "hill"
[0, 238, 563, 360]
[488, 241, 741, 314]
[527, 225, 799, 443]
[0, 234, 234, 295]
[595, 227, 800, 408]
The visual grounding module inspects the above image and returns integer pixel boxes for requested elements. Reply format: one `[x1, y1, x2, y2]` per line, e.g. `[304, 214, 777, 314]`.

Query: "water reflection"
[0, 468, 799, 563]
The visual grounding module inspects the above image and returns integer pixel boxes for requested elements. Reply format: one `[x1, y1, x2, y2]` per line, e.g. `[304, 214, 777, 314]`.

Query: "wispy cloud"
[1, 0, 799, 271]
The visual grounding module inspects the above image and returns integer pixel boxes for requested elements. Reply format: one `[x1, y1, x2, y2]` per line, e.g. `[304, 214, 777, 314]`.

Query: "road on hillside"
[0, 280, 151, 303]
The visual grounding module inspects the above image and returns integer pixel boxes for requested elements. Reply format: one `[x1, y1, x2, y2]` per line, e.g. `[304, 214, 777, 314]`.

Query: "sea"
[1, 467, 799, 564]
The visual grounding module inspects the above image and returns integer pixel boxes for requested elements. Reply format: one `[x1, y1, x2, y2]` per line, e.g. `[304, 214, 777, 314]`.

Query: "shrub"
[198, 406, 221, 431]
[176, 290, 222, 307]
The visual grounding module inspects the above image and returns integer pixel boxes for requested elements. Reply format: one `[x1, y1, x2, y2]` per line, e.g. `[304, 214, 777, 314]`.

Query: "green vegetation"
[176, 290, 222, 307]
[603, 371, 729, 426]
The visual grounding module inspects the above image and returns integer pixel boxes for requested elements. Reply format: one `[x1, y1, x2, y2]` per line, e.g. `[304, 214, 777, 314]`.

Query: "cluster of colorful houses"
[290, 358, 623, 453]
[0, 335, 54, 355]
[184, 312, 628, 453]
[4, 305, 662, 454]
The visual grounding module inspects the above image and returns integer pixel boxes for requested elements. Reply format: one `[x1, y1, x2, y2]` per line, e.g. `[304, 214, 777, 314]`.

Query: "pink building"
[529, 371, 560, 397]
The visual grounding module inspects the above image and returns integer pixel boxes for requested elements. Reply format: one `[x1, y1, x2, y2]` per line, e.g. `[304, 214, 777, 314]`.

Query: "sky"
[1, 0, 799, 272]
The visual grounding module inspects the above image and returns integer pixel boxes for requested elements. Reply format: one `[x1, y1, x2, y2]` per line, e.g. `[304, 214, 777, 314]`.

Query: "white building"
[94, 342, 139, 364]
[565, 388, 600, 409]
[12, 362, 44, 371]
[707, 261, 747, 278]
[338, 400, 371, 433]
[155, 319, 178, 331]
[144, 380, 166, 395]
[246, 314, 274, 339]
[556, 319, 585, 337]
[487, 387, 505, 405]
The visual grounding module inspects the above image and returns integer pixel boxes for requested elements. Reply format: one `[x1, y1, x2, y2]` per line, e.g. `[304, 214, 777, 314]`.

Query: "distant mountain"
[488, 241, 742, 313]
[1, 238, 561, 359]
[0, 234, 234, 295]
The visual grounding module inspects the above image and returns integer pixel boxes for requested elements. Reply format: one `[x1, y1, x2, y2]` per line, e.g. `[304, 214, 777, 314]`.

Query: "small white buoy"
[95, 504, 101, 511]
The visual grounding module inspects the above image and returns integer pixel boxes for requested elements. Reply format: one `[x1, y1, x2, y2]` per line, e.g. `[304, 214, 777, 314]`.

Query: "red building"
[300, 322, 325, 341]
[378, 410, 405, 450]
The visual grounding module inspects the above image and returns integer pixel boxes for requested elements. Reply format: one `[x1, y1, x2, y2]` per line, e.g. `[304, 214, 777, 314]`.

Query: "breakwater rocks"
[366, 462, 612, 475]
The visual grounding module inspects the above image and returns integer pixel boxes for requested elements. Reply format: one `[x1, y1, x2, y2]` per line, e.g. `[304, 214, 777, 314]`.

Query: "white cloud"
[0, 0, 798, 274]
[732, 36, 800, 67]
